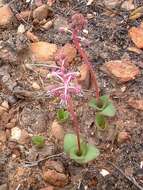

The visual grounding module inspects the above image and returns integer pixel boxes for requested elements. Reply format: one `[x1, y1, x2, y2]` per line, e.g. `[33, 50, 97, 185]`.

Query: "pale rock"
[33, 4, 51, 21]
[100, 169, 110, 177]
[51, 121, 64, 141]
[42, 20, 53, 30]
[11, 127, 21, 141]
[30, 41, 57, 62]
[32, 82, 40, 90]
[103, 0, 121, 9]
[129, 27, 143, 49]
[117, 131, 129, 143]
[0, 5, 14, 27]
[121, 1, 135, 11]
[104, 60, 140, 83]
[17, 24, 25, 34]
[1, 100, 9, 110]
[42, 160, 68, 187]
[55, 43, 77, 64]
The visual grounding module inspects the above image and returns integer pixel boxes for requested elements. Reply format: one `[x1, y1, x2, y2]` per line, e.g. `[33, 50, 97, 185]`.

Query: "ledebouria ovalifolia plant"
[47, 51, 99, 163]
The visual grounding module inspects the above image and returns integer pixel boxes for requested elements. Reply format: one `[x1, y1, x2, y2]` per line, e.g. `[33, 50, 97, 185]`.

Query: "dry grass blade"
[129, 6, 143, 20]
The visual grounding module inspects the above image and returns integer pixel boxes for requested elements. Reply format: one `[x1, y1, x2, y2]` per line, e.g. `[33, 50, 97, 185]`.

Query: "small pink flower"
[47, 58, 82, 105]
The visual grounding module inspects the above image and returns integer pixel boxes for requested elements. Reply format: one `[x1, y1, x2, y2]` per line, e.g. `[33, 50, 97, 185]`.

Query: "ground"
[0, 0, 143, 190]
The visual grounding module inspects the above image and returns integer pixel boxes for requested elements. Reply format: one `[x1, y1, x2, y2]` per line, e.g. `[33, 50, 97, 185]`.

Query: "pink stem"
[67, 96, 81, 155]
[72, 30, 100, 100]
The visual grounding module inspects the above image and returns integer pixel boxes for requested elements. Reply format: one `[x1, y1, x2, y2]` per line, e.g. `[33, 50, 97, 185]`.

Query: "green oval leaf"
[32, 136, 45, 148]
[100, 102, 116, 117]
[64, 133, 100, 164]
[57, 109, 69, 123]
[96, 114, 108, 130]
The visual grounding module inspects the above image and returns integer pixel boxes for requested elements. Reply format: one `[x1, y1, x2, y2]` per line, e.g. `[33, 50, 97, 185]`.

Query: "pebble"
[11, 127, 21, 141]
[51, 121, 64, 141]
[103, 0, 121, 9]
[55, 43, 77, 65]
[77, 64, 91, 89]
[42, 160, 68, 187]
[103, 60, 140, 83]
[117, 131, 129, 143]
[33, 4, 52, 21]
[0, 5, 14, 27]
[129, 26, 143, 49]
[121, 1, 135, 11]
[42, 20, 53, 30]
[100, 169, 110, 177]
[17, 24, 25, 34]
[32, 82, 40, 90]
[30, 41, 57, 63]
[1, 100, 9, 110]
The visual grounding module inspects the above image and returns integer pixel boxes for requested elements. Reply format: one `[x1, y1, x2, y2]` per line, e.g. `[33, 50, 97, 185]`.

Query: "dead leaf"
[129, 6, 143, 20]
[127, 46, 142, 54]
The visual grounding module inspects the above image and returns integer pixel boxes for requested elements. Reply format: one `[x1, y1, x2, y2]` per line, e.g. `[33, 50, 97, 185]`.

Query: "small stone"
[30, 42, 57, 63]
[43, 169, 68, 187]
[51, 121, 64, 141]
[120, 86, 126, 92]
[104, 60, 140, 83]
[32, 82, 40, 90]
[11, 127, 21, 141]
[55, 43, 77, 65]
[77, 64, 91, 89]
[42, 20, 53, 30]
[128, 99, 143, 111]
[129, 27, 143, 49]
[17, 24, 25, 34]
[33, 4, 52, 21]
[1, 100, 9, 110]
[100, 169, 110, 177]
[0, 5, 14, 27]
[103, 0, 120, 9]
[42, 160, 68, 187]
[121, 1, 135, 11]
[117, 131, 129, 143]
